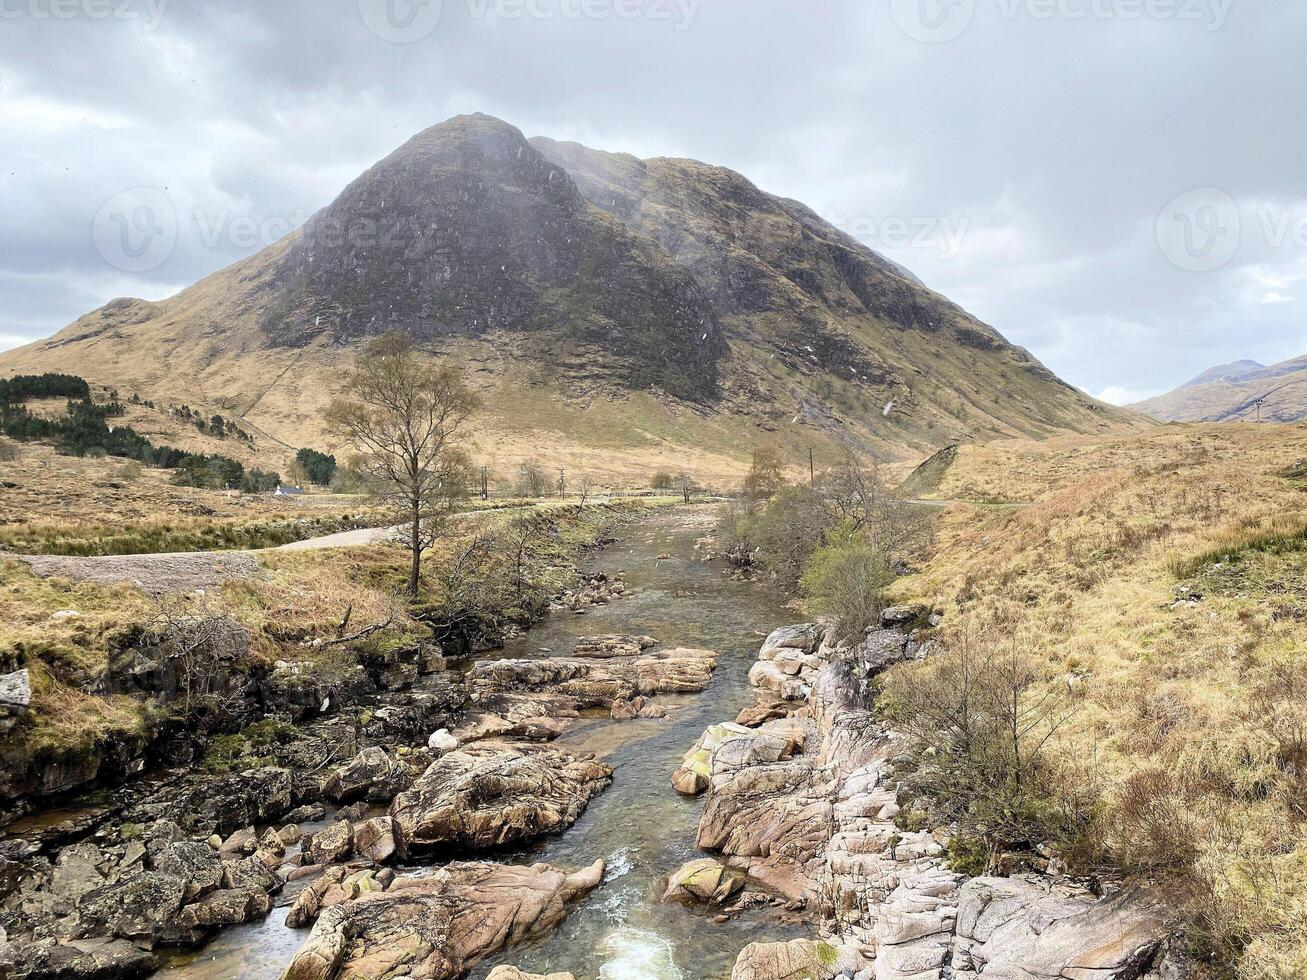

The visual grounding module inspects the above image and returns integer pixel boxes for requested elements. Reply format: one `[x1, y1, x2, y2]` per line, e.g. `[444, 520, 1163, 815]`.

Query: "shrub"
[651, 470, 674, 490]
[716, 499, 758, 564]
[0, 438, 18, 462]
[880, 628, 1073, 865]
[800, 539, 893, 642]
[753, 486, 836, 588]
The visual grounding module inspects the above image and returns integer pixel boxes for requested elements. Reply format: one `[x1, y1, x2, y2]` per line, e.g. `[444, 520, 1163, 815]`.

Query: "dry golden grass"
[0, 557, 158, 753]
[890, 422, 1307, 978]
[0, 443, 369, 541]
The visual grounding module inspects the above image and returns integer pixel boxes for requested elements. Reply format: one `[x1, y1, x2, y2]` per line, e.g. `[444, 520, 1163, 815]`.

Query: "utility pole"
[480, 466, 489, 500]
[558, 468, 566, 499]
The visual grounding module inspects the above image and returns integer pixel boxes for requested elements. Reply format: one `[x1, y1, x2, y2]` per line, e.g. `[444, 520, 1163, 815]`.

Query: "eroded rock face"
[280, 859, 605, 980]
[124, 766, 294, 837]
[708, 623, 1174, 980]
[952, 877, 1170, 980]
[389, 748, 612, 856]
[671, 722, 801, 797]
[730, 938, 856, 980]
[0, 668, 32, 735]
[855, 629, 911, 674]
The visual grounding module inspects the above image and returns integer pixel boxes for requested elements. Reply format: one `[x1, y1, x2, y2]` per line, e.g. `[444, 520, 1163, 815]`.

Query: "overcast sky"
[1, 0, 1302, 403]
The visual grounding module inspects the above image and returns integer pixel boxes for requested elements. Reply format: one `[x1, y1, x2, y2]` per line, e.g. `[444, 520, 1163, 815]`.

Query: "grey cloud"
[0, 0, 1302, 401]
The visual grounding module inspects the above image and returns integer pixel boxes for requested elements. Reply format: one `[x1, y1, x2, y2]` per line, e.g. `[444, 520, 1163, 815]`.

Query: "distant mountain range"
[0, 114, 1131, 479]
[1133, 354, 1307, 422]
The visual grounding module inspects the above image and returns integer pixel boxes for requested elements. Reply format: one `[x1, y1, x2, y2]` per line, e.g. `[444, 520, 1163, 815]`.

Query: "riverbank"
[668, 616, 1190, 980]
[0, 500, 652, 823]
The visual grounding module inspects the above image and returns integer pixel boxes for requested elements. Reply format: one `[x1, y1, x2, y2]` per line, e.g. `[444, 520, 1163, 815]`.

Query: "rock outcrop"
[389, 747, 612, 856]
[952, 876, 1171, 979]
[0, 669, 32, 735]
[671, 722, 801, 797]
[281, 859, 605, 980]
[678, 623, 1175, 980]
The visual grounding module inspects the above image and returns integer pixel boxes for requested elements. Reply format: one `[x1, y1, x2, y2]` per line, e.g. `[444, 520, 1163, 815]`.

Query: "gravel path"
[8, 499, 643, 592]
[17, 551, 262, 594]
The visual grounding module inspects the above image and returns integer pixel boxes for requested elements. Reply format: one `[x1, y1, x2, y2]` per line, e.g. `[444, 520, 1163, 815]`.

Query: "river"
[162, 505, 806, 980]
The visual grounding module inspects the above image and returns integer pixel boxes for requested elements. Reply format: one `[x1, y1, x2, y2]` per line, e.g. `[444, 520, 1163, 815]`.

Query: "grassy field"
[886, 422, 1307, 978]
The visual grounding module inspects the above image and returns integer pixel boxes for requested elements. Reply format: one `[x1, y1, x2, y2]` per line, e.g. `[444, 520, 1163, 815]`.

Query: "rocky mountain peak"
[258, 113, 724, 400]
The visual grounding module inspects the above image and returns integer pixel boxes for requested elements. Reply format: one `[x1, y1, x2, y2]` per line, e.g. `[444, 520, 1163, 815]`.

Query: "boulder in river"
[280, 859, 604, 980]
[75, 870, 187, 946]
[152, 840, 225, 901]
[758, 624, 822, 660]
[0, 937, 157, 980]
[428, 728, 459, 753]
[322, 747, 412, 803]
[353, 816, 396, 863]
[305, 821, 355, 866]
[663, 858, 746, 905]
[487, 968, 576, 980]
[389, 747, 612, 856]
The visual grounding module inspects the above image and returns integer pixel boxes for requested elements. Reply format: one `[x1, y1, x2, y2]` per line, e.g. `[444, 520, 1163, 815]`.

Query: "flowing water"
[163, 506, 806, 979]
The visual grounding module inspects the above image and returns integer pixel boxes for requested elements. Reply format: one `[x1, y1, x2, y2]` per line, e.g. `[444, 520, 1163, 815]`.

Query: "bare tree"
[147, 598, 251, 725]
[674, 472, 697, 503]
[577, 474, 593, 505]
[516, 461, 550, 498]
[325, 332, 478, 595]
[818, 453, 931, 562]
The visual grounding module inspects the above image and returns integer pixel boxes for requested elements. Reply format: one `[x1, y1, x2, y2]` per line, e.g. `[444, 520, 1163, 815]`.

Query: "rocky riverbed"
[0, 509, 1188, 979]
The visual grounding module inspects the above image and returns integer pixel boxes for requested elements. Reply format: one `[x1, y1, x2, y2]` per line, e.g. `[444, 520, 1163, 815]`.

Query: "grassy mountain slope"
[889, 422, 1307, 977]
[2, 114, 1136, 481]
[1134, 353, 1307, 422]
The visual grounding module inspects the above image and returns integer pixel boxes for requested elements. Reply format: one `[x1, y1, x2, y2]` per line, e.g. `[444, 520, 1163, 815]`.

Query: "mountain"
[1133, 353, 1307, 422]
[0, 114, 1132, 482]
[1180, 359, 1267, 388]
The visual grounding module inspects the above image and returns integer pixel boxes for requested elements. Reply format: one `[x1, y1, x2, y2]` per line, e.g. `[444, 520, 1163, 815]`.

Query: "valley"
[0, 90, 1301, 980]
